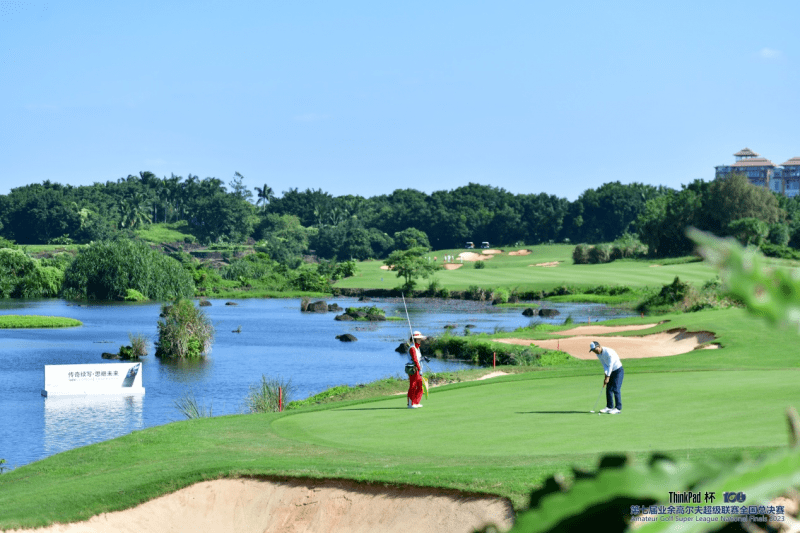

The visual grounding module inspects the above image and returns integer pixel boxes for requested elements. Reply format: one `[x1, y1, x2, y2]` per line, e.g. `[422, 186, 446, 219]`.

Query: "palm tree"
[118, 192, 152, 229]
[254, 183, 275, 211]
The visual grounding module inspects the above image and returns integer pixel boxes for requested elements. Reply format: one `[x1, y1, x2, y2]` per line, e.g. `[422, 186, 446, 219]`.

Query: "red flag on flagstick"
[557, 340, 560, 350]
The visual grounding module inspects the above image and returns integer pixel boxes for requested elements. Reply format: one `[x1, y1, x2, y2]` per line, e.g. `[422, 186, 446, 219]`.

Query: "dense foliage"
[155, 299, 214, 358]
[637, 174, 787, 257]
[0, 249, 63, 298]
[4, 170, 800, 264]
[62, 240, 194, 300]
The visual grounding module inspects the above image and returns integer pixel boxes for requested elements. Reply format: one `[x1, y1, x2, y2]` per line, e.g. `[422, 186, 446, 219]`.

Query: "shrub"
[572, 244, 590, 264]
[155, 299, 214, 358]
[245, 375, 294, 413]
[473, 260, 486, 269]
[466, 285, 486, 301]
[124, 289, 148, 302]
[62, 240, 194, 301]
[760, 242, 800, 260]
[768, 223, 791, 247]
[426, 278, 441, 297]
[636, 276, 699, 313]
[128, 332, 150, 358]
[0, 249, 62, 298]
[611, 233, 647, 259]
[588, 243, 612, 264]
[492, 288, 510, 304]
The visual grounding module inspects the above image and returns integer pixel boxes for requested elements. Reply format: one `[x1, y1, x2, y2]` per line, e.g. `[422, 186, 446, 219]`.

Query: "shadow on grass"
[336, 407, 410, 411]
[516, 410, 590, 414]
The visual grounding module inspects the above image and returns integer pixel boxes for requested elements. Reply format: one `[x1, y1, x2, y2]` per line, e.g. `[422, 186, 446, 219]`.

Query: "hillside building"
[715, 148, 800, 197]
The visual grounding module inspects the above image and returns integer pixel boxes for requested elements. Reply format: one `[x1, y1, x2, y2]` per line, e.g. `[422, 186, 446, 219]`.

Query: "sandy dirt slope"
[496, 328, 717, 359]
[8, 479, 514, 533]
[555, 324, 661, 335]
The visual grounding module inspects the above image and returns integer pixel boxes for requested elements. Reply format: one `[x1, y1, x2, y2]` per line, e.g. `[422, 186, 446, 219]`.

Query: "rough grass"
[0, 315, 82, 328]
[135, 222, 195, 243]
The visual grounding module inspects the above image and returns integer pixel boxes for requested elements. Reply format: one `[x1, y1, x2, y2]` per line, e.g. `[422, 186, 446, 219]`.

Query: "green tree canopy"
[0, 249, 62, 298]
[705, 173, 783, 233]
[393, 227, 431, 251]
[384, 246, 439, 292]
[62, 240, 194, 300]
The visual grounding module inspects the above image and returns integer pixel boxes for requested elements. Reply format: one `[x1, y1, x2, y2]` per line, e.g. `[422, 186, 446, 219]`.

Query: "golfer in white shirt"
[590, 341, 624, 414]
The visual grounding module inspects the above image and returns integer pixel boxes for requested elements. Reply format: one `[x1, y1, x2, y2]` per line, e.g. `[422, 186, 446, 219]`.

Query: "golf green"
[272, 370, 800, 457]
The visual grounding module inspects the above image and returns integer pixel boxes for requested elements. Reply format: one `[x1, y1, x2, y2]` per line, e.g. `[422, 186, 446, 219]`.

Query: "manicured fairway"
[335, 245, 716, 291]
[273, 370, 800, 456]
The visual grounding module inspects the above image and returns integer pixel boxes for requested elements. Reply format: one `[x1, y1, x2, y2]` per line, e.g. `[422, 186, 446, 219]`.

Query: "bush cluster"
[636, 276, 742, 313]
[424, 334, 561, 366]
[155, 299, 214, 358]
[572, 234, 647, 264]
[62, 240, 194, 301]
[0, 249, 63, 298]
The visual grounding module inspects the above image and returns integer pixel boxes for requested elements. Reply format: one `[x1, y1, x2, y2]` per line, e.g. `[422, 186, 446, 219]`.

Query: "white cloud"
[759, 48, 781, 59]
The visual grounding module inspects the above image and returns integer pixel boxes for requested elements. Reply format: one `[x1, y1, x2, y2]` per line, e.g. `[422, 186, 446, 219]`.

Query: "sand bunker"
[555, 324, 661, 336]
[458, 252, 492, 261]
[380, 265, 394, 270]
[496, 328, 718, 359]
[477, 371, 510, 380]
[10, 478, 514, 533]
[531, 261, 560, 267]
[443, 263, 464, 270]
[481, 249, 503, 255]
[508, 250, 530, 256]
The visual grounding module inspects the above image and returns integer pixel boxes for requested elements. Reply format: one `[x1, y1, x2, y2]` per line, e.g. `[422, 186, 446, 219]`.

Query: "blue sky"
[1, 0, 798, 201]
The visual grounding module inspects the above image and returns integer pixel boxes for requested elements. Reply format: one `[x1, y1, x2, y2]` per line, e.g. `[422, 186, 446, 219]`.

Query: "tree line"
[2, 171, 798, 261]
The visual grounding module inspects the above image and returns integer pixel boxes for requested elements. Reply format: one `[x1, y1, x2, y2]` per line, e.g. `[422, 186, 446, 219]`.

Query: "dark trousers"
[606, 367, 624, 410]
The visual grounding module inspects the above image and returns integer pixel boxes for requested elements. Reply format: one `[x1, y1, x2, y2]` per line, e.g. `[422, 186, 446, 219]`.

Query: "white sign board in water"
[42, 363, 145, 397]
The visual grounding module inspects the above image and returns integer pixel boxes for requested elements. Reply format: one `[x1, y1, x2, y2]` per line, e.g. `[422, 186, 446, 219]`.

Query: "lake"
[0, 297, 633, 469]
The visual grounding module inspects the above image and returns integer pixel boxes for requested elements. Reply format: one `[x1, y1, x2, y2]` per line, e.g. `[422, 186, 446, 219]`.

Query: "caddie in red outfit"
[407, 331, 425, 408]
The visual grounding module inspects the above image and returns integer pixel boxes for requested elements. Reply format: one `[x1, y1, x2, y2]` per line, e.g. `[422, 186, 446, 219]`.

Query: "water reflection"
[44, 395, 144, 457]
[157, 357, 214, 385]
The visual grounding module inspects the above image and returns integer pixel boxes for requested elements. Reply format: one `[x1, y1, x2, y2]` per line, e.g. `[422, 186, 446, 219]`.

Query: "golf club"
[589, 386, 604, 413]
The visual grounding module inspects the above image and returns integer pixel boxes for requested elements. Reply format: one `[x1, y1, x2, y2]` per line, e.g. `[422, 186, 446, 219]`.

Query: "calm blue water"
[0, 297, 632, 469]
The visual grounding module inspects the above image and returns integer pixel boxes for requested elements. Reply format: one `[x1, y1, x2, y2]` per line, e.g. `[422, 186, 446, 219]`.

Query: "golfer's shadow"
[516, 411, 587, 415]
[337, 407, 409, 411]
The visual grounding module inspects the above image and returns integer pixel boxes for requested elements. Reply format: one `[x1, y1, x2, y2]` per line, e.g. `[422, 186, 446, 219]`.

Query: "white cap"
[589, 341, 600, 351]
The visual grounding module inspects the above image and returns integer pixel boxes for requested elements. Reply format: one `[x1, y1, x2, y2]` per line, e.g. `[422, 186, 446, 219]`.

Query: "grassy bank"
[0, 315, 82, 328]
[1, 306, 798, 529]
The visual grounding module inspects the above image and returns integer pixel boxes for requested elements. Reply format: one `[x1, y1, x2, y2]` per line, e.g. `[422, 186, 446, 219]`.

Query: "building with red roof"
[715, 148, 800, 197]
